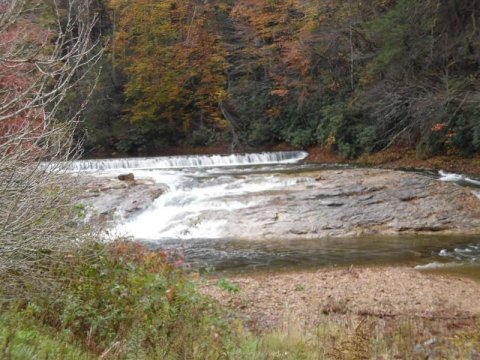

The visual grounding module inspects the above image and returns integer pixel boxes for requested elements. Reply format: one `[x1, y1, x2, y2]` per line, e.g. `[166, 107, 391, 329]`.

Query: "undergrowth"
[2, 241, 237, 359]
[1, 241, 479, 359]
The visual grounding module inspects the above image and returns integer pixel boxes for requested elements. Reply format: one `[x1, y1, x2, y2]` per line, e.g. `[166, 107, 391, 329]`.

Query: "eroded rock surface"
[205, 169, 480, 239]
[75, 175, 167, 224]
[76, 168, 480, 238]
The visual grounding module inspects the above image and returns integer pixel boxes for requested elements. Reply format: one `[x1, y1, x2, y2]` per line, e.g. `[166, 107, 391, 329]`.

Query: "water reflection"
[146, 234, 480, 275]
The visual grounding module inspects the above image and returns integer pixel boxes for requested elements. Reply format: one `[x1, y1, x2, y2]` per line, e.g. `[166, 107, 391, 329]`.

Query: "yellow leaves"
[114, 0, 229, 132]
[108, 0, 128, 10]
[271, 89, 289, 96]
[214, 89, 228, 102]
[267, 107, 282, 117]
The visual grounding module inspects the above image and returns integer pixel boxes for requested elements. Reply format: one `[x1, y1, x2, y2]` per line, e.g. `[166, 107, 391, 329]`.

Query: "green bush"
[248, 121, 277, 146]
[115, 122, 177, 154]
[286, 129, 315, 149]
[187, 126, 220, 146]
[25, 241, 234, 359]
[0, 312, 89, 360]
[217, 278, 240, 293]
[474, 117, 480, 151]
[316, 103, 377, 158]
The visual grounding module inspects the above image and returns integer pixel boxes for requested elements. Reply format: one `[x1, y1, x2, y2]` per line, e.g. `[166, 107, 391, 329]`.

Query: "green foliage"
[188, 126, 221, 146]
[73, 204, 87, 220]
[217, 278, 240, 293]
[247, 121, 277, 146]
[0, 312, 89, 360]
[366, 0, 432, 76]
[286, 128, 315, 149]
[25, 241, 233, 359]
[473, 111, 480, 151]
[4, 240, 480, 359]
[114, 121, 177, 154]
[79, 0, 480, 158]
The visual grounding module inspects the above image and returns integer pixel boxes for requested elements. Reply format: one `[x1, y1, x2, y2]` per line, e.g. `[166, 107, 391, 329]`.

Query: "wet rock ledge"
[75, 173, 167, 224]
[74, 168, 480, 238]
[214, 168, 480, 239]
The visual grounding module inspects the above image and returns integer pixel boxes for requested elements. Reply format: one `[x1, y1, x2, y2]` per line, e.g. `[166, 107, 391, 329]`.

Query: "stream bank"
[199, 266, 480, 332]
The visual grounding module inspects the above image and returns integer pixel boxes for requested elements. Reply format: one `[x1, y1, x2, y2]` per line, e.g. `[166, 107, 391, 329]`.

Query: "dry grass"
[234, 314, 480, 359]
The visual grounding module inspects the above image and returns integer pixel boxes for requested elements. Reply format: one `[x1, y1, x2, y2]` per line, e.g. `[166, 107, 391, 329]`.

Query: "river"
[72, 151, 480, 275]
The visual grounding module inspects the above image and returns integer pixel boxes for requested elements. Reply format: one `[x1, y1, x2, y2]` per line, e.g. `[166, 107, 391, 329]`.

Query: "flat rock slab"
[200, 267, 480, 331]
[74, 175, 167, 224]
[74, 168, 480, 239]
[212, 169, 480, 239]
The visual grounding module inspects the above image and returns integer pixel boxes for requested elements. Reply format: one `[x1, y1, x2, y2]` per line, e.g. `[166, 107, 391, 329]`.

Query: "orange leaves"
[431, 123, 448, 132]
[271, 89, 289, 96]
[0, 12, 48, 143]
[230, 0, 317, 93]
[115, 0, 228, 129]
[281, 41, 311, 76]
[108, 240, 186, 273]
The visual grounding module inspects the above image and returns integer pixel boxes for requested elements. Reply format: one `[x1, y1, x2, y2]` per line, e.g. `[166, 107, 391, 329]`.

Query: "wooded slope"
[82, 0, 480, 158]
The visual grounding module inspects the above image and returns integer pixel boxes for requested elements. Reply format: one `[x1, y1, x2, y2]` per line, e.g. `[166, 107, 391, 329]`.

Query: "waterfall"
[69, 151, 309, 171]
[439, 170, 480, 187]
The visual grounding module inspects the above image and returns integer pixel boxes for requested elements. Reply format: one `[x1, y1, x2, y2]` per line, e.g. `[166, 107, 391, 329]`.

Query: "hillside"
[79, 0, 480, 159]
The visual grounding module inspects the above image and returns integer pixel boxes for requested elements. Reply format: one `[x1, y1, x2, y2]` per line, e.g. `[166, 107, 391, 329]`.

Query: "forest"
[78, 0, 480, 158]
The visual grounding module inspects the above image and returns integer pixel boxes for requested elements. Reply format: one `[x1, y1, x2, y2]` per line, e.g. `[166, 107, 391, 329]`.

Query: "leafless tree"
[0, 0, 102, 300]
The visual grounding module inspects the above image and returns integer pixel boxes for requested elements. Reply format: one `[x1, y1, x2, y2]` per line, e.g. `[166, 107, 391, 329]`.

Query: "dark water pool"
[146, 234, 480, 277]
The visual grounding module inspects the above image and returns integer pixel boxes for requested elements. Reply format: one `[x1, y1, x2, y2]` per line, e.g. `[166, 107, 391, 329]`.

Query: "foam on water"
[436, 244, 480, 262]
[75, 151, 313, 241]
[69, 151, 308, 171]
[438, 170, 480, 187]
[116, 174, 316, 240]
[415, 262, 462, 270]
[472, 191, 480, 201]
[73, 152, 480, 271]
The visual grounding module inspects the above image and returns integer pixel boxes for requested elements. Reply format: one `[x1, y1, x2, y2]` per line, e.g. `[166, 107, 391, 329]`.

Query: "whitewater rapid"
[73, 152, 480, 271]
[72, 151, 311, 240]
[69, 151, 308, 171]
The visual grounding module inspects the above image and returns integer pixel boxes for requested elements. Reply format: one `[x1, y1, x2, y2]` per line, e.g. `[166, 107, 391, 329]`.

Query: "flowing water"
[73, 151, 480, 275]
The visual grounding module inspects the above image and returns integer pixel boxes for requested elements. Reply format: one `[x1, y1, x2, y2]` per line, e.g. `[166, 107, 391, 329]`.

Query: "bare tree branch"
[0, 0, 103, 301]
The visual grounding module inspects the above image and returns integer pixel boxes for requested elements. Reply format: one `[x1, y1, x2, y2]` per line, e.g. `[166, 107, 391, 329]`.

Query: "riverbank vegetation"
[3, 241, 480, 359]
[78, 0, 480, 159]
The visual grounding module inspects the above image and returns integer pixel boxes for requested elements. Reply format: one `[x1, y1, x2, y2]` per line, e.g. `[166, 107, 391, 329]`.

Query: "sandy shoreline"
[199, 266, 480, 332]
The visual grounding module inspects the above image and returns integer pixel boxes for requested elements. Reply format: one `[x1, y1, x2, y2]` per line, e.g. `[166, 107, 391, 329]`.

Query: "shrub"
[26, 241, 233, 359]
[287, 129, 315, 149]
[187, 126, 220, 146]
[248, 121, 277, 146]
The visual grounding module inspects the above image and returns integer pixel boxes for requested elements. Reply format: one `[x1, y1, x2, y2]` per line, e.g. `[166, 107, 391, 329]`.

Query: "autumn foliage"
[0, 7, 48, 147]
[83, 0, 480, 157]
[112, 0, 229, 134]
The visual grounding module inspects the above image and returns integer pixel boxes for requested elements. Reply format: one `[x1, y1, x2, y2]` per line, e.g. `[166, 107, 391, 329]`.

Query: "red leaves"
[0, 15, 49, 143]
[431, 123, 447, 132]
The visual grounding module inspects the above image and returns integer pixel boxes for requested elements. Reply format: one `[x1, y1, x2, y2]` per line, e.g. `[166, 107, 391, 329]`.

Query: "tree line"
[80, 0, 480, 158]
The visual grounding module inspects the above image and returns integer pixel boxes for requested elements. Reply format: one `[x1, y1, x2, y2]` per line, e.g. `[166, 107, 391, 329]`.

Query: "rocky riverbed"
[207, 168, 480, 239]
[75, 174, 167, 225]
[199, 267, 480, 331]
[76, 167, 480, 238]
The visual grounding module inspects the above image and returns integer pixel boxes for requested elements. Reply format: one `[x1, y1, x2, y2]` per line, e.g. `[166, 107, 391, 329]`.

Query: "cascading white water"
[117, 174, 315, 240]
[74, 153, 480, 271]
[72, 151, 312, 241]
[439, 170, 480, 186]
[69, 151, 308, 171]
